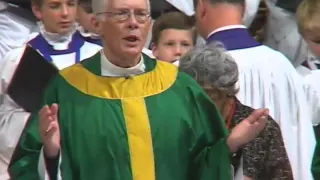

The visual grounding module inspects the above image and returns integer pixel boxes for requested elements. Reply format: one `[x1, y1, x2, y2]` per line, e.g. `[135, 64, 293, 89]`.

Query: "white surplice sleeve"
[0, 44, 32, 179]
[303, 70, 320, 126]
[38, 147, 62, 180]
[234, 49, 315, 180]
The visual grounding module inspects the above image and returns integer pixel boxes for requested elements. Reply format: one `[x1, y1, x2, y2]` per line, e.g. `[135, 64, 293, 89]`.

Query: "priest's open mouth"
[123, 35, 140, 42]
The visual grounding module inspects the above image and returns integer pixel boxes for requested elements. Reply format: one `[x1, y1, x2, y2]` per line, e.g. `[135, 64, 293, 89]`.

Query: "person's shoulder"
[0, 44, 28, 74]
[175, 71, 204, 92]
[81, 40, 102, 51]
[1, 44, 28, 63]
[142, 48, 154, 58]
[259, 45, 293, 65]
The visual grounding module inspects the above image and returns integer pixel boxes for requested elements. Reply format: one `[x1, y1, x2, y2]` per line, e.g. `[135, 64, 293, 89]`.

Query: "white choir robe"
[296, 66, 320, 126]
[264, 0, 309, 67]
[0, 2, 37, 61]
[304, 70, 320, 126]
[164, 0, 259, 27]
[207, 25, 315, 180]
[0, 31, 101, 179]
[149, 0, 260, 49]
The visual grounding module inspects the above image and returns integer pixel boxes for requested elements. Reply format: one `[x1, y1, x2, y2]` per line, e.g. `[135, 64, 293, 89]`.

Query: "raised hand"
[227, 108, 269, 153]
[38, 103, 60, 158]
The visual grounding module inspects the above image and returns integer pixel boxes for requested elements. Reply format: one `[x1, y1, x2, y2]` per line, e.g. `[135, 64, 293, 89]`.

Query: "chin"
[123, 47, 143, 56]
[58, 27, 73, 35]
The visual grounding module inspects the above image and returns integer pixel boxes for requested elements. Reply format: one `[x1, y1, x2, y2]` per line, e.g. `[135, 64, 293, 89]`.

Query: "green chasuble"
[312, 137, 320, 179]
[9, 52, 232, 180]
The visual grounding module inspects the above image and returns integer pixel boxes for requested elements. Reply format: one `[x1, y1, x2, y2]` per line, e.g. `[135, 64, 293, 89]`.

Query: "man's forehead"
[43, 0, 74, 3]
[107, 0, 149, 9]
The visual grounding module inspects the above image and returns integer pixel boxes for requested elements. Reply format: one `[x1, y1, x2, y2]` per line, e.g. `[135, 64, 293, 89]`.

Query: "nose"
[126, 13, 139, 29]
[61, 5, 69, 17]
[174, 46, 183, 56]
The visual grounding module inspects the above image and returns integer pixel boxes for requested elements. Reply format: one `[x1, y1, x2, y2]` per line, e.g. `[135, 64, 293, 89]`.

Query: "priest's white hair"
[179, 42, 240, 96]
[92, 0, 151, 21]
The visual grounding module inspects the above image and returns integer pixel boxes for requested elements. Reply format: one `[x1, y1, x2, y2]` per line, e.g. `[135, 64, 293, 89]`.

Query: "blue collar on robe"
[28, 31, 85, 63]
[81, 36, 102, 46]
[206, 28, 261, 50]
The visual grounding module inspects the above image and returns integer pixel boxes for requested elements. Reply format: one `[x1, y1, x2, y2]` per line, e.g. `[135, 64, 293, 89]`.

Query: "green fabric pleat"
[8, 53, 232, 180]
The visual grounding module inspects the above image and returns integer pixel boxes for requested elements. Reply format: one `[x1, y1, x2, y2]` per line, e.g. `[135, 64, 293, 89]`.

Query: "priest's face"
[97, 0, 151, 58]
[32, 0, 77, 34]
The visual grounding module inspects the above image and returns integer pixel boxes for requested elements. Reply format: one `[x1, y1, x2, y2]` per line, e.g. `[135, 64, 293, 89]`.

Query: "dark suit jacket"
[2, 0, 31, 11]
[275, 0, 303, 13]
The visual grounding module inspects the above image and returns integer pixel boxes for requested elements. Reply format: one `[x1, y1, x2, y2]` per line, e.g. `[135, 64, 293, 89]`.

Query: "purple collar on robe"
[206, 28, 261, 50]
[28, 31, 84, 63]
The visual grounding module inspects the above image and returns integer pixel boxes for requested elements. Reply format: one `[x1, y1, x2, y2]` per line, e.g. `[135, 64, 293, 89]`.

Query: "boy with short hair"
[296, 2, 320, 179]
[296, 0, 320, 70]
[151, 11, 196, 64]
[77, 0, 101, 45]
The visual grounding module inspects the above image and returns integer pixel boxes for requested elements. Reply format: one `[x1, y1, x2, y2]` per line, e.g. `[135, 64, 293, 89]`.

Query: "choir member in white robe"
[164, 0, 260, 47]
[193, 0, 315, 179]
[76, 0, 102, 46]
[0, 1, 37, 61]
[303, 70, 320, 126]
[0, 0, 102, 178]
[264, 0, 307, 67]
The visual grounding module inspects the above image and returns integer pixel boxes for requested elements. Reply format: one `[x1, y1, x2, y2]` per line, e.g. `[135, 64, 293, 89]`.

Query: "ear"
[197, 0, 206, 19]
[32, 4, 42, 20]
[91, 16, 103, 35]
[151, 43, 159, 58]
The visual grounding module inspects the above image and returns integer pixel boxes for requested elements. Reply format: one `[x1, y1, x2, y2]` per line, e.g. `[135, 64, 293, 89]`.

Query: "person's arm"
[187, 91, 232, 180]
[0, 46, 31, 178]
[303, 71, 320, 126]
[177, 73, 232, 180]
[8, 76, 60, 180]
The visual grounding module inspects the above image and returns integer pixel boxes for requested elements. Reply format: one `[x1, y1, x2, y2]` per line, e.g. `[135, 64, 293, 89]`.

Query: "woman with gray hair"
[179, 42, 293, 180]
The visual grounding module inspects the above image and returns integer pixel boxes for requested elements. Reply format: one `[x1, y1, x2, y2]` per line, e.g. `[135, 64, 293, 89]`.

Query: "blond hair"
[296, 0, 320, 35]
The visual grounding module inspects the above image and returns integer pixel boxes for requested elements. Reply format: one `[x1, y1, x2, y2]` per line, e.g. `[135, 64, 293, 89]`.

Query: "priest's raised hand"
[227, 108, 269, 153]
[39, 103, 60, 158]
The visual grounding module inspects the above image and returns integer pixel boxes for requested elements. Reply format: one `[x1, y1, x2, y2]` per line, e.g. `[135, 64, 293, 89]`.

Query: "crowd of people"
[0, 0, 319, 179]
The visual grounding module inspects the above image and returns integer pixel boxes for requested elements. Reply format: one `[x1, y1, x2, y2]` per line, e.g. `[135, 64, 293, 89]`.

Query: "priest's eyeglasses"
[97, 9, 150, 23]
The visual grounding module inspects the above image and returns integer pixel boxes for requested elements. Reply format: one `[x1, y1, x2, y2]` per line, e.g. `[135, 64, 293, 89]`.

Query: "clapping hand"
[227, 108, 269, 153]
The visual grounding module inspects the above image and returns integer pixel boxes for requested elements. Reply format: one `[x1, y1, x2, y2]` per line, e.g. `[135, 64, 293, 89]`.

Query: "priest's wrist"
[226, 136, 239, 153]
[43, 144, 60, 158]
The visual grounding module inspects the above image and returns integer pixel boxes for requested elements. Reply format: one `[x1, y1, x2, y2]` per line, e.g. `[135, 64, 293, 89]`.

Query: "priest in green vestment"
[312, 127, 320, 180]
[312, 140, 320, 179]
[8, 0, 269, 179]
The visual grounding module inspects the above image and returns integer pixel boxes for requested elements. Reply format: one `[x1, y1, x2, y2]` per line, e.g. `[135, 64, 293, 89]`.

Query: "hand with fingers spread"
[38, 103, 60, 158]
[227, 108, 269, 153]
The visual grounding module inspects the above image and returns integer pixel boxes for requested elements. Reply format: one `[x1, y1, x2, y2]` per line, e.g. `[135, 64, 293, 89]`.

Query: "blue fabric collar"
[28, 31, 85, 62]
[207, 28, 261, 50]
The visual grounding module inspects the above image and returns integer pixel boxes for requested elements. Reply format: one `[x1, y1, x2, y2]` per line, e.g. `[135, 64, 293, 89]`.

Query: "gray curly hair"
[179, 42, 239, 96]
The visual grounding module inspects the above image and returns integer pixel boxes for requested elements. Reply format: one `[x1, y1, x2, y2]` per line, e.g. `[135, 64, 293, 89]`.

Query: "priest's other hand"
[226, 108, 268, 153]
[39, 103, 60, 158]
